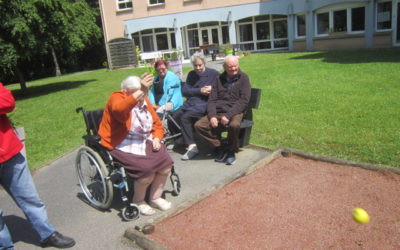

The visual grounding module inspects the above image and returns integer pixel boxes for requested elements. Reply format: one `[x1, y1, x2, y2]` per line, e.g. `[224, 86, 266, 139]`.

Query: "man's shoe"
[214, 147, 227, 163]
[225, 152, 236, 165]
[42, 231, 75, 248]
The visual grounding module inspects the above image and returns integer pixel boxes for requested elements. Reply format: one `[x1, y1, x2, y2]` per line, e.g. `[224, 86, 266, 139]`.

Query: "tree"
[34, 0, 102, 76]
[0, 0, 101, 90]
[0, 0, 43, 90]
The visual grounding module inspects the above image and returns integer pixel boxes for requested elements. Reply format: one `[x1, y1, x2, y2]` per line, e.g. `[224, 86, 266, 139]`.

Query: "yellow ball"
[352, 208, 370, 224]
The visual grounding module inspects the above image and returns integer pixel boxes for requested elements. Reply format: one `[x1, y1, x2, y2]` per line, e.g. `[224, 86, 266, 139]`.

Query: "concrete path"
[0, 57, 244, 249]
[0, 145, 271, 249]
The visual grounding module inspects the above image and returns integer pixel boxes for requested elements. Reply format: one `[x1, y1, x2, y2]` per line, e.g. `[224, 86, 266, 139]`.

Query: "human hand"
[210, 117, 218, 128]
[200, 85, 212, 95]
[132, 89, 145, 103]
[165, 102, 173, 111]
[221, 116, 229, 126]
[153, 138, 161, 151]
[140, 73, 154, 93]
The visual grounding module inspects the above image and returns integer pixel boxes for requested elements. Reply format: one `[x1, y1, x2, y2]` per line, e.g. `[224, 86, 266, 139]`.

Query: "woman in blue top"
[149, 60, 183, 113]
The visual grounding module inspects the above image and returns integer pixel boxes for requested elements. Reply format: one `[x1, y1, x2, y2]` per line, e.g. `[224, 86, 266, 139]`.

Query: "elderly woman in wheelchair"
[97, 74, 174, 216]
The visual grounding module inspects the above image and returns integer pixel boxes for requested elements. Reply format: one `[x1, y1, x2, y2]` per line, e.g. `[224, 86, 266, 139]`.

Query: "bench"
[238, 88, 262, 147]
[76, 87, 261, 149]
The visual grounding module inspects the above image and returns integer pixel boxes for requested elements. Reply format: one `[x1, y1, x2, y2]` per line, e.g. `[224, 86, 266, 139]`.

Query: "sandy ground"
[148, 156, 400, 249]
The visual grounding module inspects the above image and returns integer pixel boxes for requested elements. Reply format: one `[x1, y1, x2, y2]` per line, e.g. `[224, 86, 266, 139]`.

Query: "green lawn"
[7, 48, 400, 170]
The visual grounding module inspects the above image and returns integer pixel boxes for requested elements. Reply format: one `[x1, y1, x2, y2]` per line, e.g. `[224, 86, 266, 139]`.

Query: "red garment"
[0, 83, 23, 163]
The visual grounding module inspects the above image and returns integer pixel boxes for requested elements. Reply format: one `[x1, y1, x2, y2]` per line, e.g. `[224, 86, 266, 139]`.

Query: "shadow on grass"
[12, 79, 96, 100]
[290, 48, 400, 64]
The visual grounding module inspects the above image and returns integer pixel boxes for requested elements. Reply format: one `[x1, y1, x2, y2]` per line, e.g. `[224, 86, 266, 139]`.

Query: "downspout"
[365, 0, 374, 48]
[98, 0, 112, 70]
[287, 2, 294, 51]
[305, 0, 314, 51]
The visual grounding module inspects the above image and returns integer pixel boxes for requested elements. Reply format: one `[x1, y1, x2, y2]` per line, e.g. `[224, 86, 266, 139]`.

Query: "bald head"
[223, 55, 239, 77]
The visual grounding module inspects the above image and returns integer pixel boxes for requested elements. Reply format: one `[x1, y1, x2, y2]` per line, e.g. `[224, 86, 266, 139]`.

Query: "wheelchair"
[75, 107, 181, 221]
[156, 84, 183, 146]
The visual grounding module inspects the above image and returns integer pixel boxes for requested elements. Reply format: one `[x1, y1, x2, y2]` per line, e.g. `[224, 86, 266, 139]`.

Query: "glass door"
[211, 28, 219, 44]
[201, 29, 209, 45]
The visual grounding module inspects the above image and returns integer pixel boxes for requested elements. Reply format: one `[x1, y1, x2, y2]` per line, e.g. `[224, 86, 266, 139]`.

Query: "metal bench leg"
[239, 127, 252, 147]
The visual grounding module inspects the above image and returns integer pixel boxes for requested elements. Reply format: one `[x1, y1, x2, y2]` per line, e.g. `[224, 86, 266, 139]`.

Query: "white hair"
[190, 51, 206, 66]
[121, 76, 141, 91]
[224, 55, 239, 65]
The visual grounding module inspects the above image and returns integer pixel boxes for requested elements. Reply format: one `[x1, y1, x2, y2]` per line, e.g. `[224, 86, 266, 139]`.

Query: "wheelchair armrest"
[83, 134, 101, 143]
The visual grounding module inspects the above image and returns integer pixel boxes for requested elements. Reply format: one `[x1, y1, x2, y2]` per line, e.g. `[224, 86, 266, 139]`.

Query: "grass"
[7, 48, 400, 170]
[240, 48, 400, 167]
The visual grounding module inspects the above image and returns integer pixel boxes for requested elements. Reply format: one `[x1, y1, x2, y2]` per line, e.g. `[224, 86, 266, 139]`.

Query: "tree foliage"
[0, 0, 102, 86]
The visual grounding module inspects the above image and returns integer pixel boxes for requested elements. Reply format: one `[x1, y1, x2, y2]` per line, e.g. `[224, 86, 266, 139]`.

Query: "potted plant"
[220, 43, 233, 55]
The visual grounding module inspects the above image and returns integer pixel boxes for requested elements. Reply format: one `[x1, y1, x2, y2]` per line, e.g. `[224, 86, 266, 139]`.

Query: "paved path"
[0, 145, 270, 249]
[1, 56, 238, 249]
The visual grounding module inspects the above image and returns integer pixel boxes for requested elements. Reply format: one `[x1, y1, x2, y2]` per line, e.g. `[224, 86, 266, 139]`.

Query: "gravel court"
[147, 155, 400, 249]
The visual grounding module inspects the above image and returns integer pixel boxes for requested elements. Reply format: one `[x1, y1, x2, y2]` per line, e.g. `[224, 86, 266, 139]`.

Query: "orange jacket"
[98, 91, 164, 150]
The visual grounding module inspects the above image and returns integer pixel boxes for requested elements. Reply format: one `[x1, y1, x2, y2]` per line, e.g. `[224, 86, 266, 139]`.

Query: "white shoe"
[136, 202, 156, 216]
[181, 146, 199, 160]
[149, 198, 171, 211]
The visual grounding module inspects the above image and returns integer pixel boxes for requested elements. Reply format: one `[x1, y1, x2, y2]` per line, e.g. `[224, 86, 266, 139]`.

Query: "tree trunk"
[15, 66, 27, 94]
[51, 46, 62, 76]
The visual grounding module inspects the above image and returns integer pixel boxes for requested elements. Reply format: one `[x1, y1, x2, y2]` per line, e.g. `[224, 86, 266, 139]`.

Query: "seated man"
[194, 55, 251, 165]
[171, 52, 219, 160]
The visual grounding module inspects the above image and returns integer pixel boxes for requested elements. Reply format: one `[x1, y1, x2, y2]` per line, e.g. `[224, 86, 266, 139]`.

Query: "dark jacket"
[207, 70, 251, 120]
[182, 67, 219, 113]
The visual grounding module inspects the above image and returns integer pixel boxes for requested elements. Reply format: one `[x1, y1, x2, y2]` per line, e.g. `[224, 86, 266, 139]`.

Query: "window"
[296, 15, 306, 37]
[317, 12, 329, 35]
[142, 36, 154, 52]
[132, 34, 140, 50]
[333, 9, 347, 32]
[170, 33, 176, 48]
[118, 0, 132, 10]
[221, 26, 230, 44]
[132, 28, 176, 52]
[351, 7, 365, 31]
[255, 15, 269, 21]
[188, 30, 199, 48]
[273, 20, 287, 38]
[377, 1, 392, 30]
[211, 29, 219, 44]
[256, 22, 270, 40]
[237, 15, 288, 51]
[239, 23, 253, 42]
[257, 42, 271, 50]
[240, 43, 254, 51]
[149, 0, 165, 5]
[316, 5, 366, 36]
[156, 34, 168, 50]
[200, 22, 219, 27]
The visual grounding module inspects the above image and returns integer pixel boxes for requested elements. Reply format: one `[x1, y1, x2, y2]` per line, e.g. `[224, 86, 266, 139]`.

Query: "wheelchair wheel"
[75, 146, 113, 210]
[122, 204, 140, 221]
[170, 172, 181, 196]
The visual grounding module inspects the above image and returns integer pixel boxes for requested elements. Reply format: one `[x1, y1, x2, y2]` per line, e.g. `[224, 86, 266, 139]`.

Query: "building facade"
[99, 0, 400, 65]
